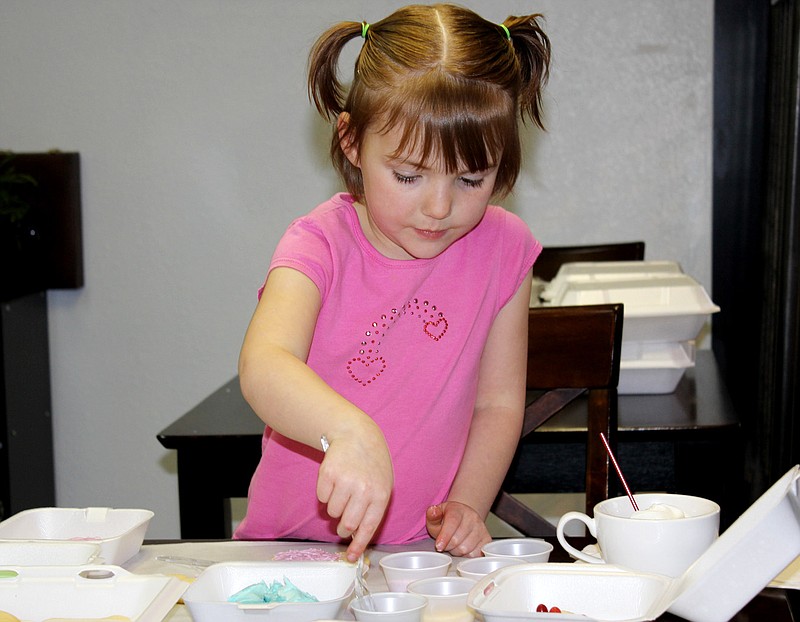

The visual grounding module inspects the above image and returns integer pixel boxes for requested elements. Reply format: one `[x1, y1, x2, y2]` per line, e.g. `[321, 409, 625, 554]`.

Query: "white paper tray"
[0, 507, 153, 565]
[469, 465, 800, 622]
[0, 564, 185, 621]
[182, 560, 357, 621]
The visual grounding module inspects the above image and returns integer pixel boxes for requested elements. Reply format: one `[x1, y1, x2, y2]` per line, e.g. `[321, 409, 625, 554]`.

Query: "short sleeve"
[495, 208, 542, 308]
[266, 217, 335, 299]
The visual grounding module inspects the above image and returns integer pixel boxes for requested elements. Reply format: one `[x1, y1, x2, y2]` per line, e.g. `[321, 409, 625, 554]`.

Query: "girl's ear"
[337, 112, 360, 167]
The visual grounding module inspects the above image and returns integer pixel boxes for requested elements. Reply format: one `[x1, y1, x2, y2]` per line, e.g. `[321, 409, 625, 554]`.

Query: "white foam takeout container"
[618, 341, 696, 395]
[538, 261, 720, 344]
[182, 560, 357, 621]
[0, 540, 101, 566]
[468, 464, 800, 622]
[0, 507, 153, 565]
[0, 564, 185, 621]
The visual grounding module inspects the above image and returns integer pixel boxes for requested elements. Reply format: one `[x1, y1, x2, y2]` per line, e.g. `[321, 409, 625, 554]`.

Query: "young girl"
[234, 3, 550, 562]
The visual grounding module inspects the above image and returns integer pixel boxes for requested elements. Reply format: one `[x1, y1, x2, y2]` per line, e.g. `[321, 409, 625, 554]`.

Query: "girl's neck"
[351, 200, 416, 261]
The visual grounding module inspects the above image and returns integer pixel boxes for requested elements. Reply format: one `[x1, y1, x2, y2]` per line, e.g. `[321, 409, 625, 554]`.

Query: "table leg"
[175, 443, 259, 539]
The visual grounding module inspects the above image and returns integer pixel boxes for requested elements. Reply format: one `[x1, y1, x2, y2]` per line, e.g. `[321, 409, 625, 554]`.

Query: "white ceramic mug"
[556, 493, 720, 577]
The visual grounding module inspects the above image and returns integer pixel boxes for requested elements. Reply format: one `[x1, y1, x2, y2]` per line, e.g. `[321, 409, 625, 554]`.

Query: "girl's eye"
[460, 176, 485, 188]
[393, 172, 418, 184]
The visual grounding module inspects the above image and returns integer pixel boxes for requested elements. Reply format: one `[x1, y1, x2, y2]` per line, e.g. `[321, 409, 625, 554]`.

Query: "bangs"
[373, 74, 517, 176]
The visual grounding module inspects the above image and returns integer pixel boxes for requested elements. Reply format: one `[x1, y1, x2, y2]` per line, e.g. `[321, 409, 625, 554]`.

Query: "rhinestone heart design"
[347, 298, 448, 386]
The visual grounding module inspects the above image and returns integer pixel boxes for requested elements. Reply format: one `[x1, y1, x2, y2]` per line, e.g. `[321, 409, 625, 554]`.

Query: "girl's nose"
[421, 186, 452, 220]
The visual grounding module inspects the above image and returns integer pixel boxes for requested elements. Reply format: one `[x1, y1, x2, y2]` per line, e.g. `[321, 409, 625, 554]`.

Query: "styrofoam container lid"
[540, 268, 720, 343]
[469, 465, 800, 622]
[665, 464, 800, 621]
[0, 507, 153, 565]
[0, 564, 185, 621]
[0, 540, 101, 566]
[549, 260, 685, 284]
[542, 274, 719, 317]
[538, 261, 685, 305]
[182, 560, 357, 621]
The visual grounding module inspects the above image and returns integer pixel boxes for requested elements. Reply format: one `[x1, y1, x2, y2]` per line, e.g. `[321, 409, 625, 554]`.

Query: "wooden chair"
[491, 303, 624, 536]
[532, 241, 645, 282]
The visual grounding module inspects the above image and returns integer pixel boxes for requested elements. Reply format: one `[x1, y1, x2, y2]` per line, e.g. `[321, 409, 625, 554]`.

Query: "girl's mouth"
[416, 228, 446, 240]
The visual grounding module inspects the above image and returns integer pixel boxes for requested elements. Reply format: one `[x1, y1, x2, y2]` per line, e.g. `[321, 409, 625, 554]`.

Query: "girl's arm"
[426, 270, 532, 557]
[239, 266, 394, 561]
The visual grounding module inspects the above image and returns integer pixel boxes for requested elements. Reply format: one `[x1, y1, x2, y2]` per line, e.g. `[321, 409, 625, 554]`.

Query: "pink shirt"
[234, 193, 540, 543]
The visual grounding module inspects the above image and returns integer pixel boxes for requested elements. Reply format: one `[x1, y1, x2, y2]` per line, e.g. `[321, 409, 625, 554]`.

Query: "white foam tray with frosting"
[0, 564, 185, 621]
[182, 560, 357, 621]
[0, 508, 153, 566]
[469, 464, 800, 621]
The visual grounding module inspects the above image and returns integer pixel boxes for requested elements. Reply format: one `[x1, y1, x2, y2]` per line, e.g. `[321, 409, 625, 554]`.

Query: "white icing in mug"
[556, 493, 720, 577]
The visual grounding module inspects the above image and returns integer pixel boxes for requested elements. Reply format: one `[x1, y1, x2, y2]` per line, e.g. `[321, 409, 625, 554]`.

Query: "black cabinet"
[0, 292, 55, 518]
[0, 151, 82, 518]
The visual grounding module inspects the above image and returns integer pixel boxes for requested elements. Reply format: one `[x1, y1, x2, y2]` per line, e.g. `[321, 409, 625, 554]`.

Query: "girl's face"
[342, 120, 499, 260]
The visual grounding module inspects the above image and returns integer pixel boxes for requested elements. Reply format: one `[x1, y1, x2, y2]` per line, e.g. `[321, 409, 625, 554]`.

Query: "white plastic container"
[469, 465, 800, 622]
[0, 564, 185, 621]
[350, 591, 428, 622]
[182, 560, 357, 621]
[0, 507, 153, 565]
[481, 538, 553, 562]
[618, 341, 696, 394]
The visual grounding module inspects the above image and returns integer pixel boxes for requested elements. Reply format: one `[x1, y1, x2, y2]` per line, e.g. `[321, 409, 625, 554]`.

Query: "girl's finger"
[324, 484, 351, 520]
[435, 510, 462, 552]
[347, 521, 376, 563]
[316, 475, 333, 505]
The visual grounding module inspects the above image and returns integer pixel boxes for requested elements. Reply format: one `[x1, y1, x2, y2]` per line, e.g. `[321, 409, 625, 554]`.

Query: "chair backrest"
[491, 303, 624, 536]
[532, 241, 645, 282]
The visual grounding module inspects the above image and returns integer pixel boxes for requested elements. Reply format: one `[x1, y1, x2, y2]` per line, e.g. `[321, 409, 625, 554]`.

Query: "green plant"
[0, 152, 37, 224]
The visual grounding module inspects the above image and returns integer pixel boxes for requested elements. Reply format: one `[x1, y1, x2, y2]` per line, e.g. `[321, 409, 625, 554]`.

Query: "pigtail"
[308, 21, 364, 121]
[502, 14, 551, 130]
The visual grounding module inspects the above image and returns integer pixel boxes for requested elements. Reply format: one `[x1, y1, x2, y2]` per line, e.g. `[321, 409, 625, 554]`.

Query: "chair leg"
[491, 491, 557, 537]
[585, 389, 618, 513]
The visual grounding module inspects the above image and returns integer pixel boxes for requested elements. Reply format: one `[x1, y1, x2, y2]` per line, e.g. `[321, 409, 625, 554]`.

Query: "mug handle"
[556, 511, 604, 564]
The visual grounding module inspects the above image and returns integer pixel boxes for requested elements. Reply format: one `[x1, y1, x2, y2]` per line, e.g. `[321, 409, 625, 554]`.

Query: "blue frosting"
[228, 576, 319, 605]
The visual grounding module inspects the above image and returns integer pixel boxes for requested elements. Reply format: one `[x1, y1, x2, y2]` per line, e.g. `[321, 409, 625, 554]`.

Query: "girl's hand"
[425, 501, 492, 558]
[316, 425, 394, 562]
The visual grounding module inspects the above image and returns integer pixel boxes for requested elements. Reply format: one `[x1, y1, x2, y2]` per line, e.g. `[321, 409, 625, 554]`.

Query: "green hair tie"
[500, 24, 511, 41]
[361, 22, 370, 39]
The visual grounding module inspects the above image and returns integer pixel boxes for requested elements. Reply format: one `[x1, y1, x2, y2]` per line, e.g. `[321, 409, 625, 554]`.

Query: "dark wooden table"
[158, 350, 741, 539]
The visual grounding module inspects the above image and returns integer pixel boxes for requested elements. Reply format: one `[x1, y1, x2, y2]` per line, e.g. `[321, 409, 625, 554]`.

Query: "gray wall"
[0, 0, 712, 538]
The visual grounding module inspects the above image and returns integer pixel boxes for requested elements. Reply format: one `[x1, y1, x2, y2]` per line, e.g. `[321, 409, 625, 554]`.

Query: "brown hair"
[308, 3, 551, 201]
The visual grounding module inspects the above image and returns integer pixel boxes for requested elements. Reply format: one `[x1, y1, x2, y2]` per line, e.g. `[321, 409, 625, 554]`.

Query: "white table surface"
[124, 539, 459, 621]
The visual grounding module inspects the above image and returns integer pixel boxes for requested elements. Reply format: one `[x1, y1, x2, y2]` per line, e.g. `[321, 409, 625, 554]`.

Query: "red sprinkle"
[536, 603, 548, 612]
[550, 606, 562, 613]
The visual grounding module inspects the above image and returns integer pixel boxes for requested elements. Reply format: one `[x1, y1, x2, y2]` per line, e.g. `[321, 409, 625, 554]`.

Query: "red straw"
[600, 432, 639, 511]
